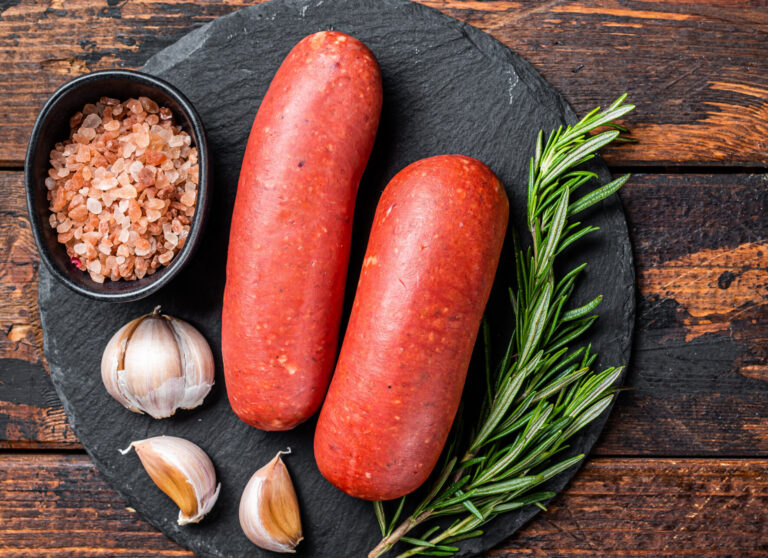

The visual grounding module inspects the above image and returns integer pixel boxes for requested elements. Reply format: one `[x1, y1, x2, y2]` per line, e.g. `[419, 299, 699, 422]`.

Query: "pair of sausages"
[222, 31, 509, 500]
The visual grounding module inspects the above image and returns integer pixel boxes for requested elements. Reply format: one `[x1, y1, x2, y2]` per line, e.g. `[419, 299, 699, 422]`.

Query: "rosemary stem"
[394, 515, 476, 558]
[368, 511, 433, 558]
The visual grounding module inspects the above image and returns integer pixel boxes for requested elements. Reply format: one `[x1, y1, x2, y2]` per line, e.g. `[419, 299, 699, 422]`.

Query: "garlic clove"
[101, 307, 215, 418]
[101, 317, 143, 413]
[122, 435, 220, 525]
[239, 451, 303, 553]
[166, 317, 216, 410]
[120, 314, 185, 418]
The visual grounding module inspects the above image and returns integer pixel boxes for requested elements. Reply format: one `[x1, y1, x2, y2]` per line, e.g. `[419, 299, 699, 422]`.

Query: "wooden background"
[0, 0, 766, 555]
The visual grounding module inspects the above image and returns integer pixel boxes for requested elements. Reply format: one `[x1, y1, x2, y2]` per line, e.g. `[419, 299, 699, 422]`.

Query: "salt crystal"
[180, 191, 196, 207]
[168, 134, 184, 147]
[79, 187, 89, 196]
[122, 142, 136, 159]
[69, 205, 89, 222]
[129, 99, 143, 114]
[95, 176, 118, 191]
[135, 128, 150, 149]
[146, 197, 165, 210]
[118, 229, 130, 243]
[81, 113, 101, 128]
[111, 158, 125, 174]
[86, 198, 102, 214]
[138, 166, 155, 187]
[57, 167, 70, 178]
[102, 191, 116, 207]
[128, 160, 144, 181]
[87, 260, 102, 274]
[89, 272, 105, 284]
[145, 209, 162, 222]
[56, 220, 72, 233]
[76, 144, 91, 163]
[78, 126, 97, 141]
[139, 96, 159, 113]
[116, 255, 126, 265]
[164, 231, 178, 246]
[73, 243, 87, 255]
[49, 214, 58, 228]
[115, 185, 138, 199]
[104, 119, 120, 132]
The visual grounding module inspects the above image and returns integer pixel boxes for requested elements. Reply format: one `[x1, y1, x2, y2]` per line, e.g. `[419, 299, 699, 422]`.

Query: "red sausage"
[222, 31, 382, 431]
[314, 155, 509, 500]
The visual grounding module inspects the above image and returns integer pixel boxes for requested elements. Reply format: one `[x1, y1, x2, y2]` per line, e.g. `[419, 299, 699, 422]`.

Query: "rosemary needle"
[368, 95, 635, 558]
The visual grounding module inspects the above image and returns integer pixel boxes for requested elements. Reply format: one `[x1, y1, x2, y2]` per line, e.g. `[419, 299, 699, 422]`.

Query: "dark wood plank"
[0, 171, 766, 453]
[0, 0, 767, 166]
[0, 174, 79, 447]
[596, 173, 768, 456]
[497, 457, 768, 556]
[1, 454, 766, 556]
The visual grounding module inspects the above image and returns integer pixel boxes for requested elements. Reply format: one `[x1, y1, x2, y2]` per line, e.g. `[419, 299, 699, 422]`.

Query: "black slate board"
[40, 0, 635, 556]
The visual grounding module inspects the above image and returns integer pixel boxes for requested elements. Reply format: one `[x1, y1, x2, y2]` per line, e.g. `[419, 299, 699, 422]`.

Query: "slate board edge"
[38, 0, 636, 556]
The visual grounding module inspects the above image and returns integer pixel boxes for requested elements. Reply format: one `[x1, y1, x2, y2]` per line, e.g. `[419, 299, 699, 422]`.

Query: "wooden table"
[1, 1, 766, 556]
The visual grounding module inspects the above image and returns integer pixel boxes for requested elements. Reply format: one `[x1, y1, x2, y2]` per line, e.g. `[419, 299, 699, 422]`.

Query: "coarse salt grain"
[86, 198, 103, 215]
[45, 97, 198, 282]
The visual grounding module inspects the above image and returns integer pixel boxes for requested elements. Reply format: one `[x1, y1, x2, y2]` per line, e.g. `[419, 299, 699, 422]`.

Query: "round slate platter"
[39, 0, 635, 556]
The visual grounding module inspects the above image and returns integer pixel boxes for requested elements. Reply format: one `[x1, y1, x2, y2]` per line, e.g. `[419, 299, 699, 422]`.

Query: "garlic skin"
[101, 307, 214, 418]
[122, 435, 220, 525]
[239, 451, 303, 553]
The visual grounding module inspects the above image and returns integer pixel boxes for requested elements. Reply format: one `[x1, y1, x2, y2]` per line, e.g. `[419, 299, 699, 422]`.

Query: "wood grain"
[597, 173, 768, 456]
[0, 454, 766, 556]
[0, 0, 767, 166]
[0, 171, 765, 454]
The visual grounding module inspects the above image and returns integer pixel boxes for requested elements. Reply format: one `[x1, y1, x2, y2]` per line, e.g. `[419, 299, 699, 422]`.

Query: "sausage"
[314, 155, 509, 500]
[222, 31, 382, 431]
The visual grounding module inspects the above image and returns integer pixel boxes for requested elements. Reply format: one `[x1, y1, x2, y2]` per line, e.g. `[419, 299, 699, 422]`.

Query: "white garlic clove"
[101, 307, 215, 418]
[239, 451, 303, 553]
[122, 435, 220, 525]
[166, 317, 216, 410]
[101, 317, 143, 413]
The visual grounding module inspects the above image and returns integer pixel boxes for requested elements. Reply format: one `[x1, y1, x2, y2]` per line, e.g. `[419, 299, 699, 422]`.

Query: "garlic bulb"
[101, 307, 214, 418]
[122, 435, 220, 525]
[239, 451, 303, 553]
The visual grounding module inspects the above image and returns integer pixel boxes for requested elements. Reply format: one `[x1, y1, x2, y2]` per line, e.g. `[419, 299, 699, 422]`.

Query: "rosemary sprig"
[368, 95, 634, 558]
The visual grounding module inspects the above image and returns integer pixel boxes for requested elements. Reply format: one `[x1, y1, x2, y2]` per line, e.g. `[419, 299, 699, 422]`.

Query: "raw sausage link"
[222, 31, 382, 431]
[315, 155, 509, 500]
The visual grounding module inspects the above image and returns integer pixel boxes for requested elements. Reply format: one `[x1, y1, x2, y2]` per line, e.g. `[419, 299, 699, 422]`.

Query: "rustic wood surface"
[0, 0, 766, 166]
[0, 0, 766, 556]
[1, 455, 767, 556]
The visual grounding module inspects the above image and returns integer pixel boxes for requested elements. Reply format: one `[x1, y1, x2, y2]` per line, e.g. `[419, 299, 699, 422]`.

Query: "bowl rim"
[25, 69, 210, 303]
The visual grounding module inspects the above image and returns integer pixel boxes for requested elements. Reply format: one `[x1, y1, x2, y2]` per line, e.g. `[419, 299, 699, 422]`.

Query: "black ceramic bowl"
[25, 69, 210, 302]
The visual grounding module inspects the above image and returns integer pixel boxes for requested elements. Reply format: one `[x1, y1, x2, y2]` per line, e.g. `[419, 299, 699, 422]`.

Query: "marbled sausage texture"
[314, 155, 509, 500]
[222, 31, 382, 431]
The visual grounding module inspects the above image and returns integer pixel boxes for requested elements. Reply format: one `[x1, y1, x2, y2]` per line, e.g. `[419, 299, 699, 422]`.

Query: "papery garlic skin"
[239, 452, 303, 553]
[101, 307, 214, 418]
[123, 435, 220, 525]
